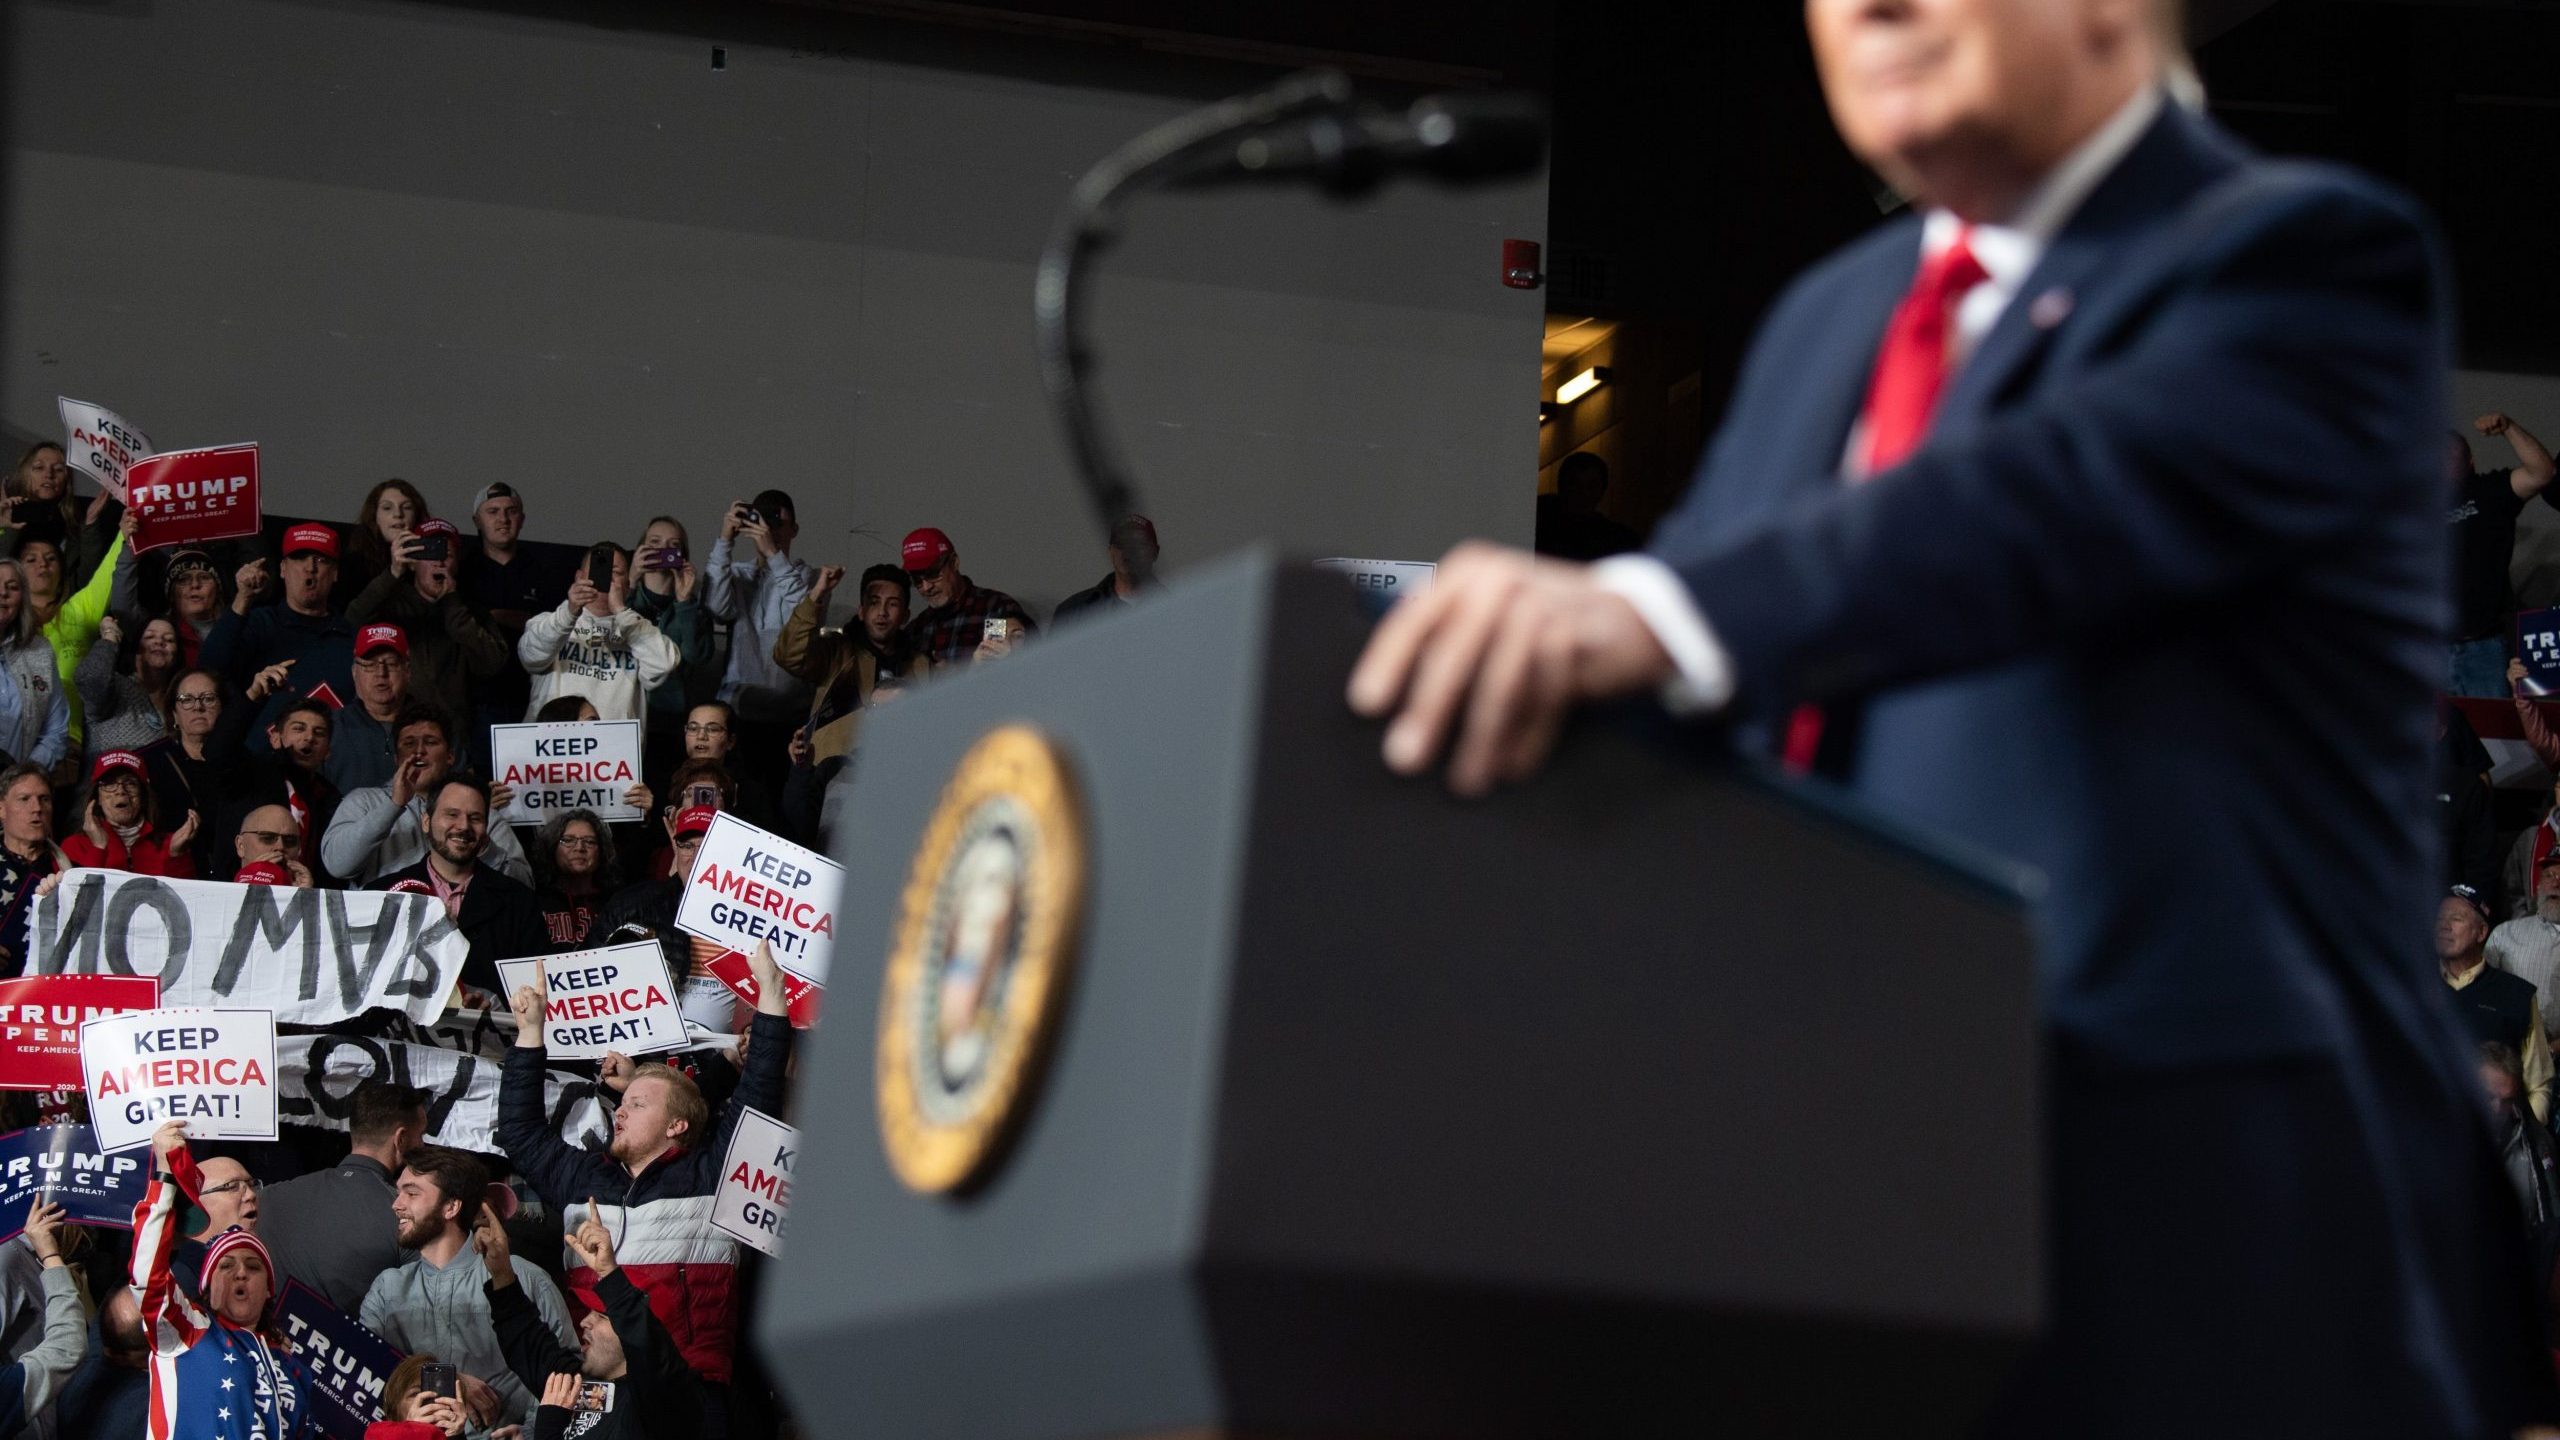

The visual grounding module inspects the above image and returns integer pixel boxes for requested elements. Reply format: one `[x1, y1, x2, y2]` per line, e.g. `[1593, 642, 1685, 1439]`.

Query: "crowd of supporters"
[0, 438, 1166, 1439]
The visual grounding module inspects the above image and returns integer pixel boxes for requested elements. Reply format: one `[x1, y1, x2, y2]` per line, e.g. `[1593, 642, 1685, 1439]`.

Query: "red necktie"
[1782, 230, 1990, 774]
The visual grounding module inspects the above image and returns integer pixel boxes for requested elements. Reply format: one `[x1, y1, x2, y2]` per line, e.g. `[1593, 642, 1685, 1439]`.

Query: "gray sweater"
[360, 1240, 574, 1425]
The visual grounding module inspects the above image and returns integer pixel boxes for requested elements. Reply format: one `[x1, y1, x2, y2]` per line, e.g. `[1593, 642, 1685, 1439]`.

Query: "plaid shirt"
[904, 579, 1035, 665]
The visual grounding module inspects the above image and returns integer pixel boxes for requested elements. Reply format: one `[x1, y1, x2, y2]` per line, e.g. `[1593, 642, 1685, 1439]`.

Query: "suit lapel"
[1939, 103, 2234, 424]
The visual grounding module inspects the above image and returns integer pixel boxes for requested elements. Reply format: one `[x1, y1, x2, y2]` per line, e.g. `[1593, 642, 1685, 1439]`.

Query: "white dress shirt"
[1590, 85, 2166, 714]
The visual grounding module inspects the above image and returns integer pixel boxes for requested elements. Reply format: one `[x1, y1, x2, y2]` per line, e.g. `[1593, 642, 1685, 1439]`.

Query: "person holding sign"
[497, 941, 794, 1416]
[130, 1121, 319, 1440]
[476, 1201, 706, 1440]
[3, 442, 117, 591]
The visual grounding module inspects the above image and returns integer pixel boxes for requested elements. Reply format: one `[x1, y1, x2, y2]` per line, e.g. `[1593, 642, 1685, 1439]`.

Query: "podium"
[764, 551, 2042, 1439]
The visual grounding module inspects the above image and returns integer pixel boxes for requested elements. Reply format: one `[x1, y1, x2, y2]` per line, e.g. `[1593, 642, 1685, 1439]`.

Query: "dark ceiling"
[1541, 0, 2560, 380]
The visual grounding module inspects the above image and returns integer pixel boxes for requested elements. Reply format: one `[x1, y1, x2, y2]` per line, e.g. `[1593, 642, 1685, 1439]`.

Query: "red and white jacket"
[131, 1144, 317, 1440]
[496, 1010, 793, 1384]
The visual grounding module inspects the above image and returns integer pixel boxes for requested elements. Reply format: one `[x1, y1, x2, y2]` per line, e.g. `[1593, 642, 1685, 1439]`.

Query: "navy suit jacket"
[1652, 100, 2461, 1079]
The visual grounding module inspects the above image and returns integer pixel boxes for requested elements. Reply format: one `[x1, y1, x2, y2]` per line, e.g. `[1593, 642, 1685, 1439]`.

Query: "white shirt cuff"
[1589, 554, 1735, 716]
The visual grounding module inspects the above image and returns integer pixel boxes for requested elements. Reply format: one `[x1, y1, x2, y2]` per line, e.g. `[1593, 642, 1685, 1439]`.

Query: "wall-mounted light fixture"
[1538, 402, 1558, 425]
[1554, 366, 1611, 405]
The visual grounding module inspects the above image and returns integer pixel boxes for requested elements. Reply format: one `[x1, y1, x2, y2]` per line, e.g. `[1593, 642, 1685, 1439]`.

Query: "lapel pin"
[2029, 287, 2075, 330]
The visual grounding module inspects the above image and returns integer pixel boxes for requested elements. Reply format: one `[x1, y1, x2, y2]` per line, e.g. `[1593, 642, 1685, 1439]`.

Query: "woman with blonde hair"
[3, 441, 117, 588]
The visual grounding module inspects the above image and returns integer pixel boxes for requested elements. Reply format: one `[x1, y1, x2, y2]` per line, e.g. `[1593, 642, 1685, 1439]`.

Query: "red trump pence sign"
[124, 443, 261, 551]
[674, 814, 837, 1028]
[0, 975, 162, 1091]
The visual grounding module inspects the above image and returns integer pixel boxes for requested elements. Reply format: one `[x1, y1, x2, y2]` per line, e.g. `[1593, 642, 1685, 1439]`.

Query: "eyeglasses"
[682, 723, 729, 737]
[241, 828, 302, 848]
[353, 656, 405, 674]
[201, 1176, 263, 1198]
[556, 835, 600, 851]
[98, 775, 142, 792]
[174, 693, 220, 710]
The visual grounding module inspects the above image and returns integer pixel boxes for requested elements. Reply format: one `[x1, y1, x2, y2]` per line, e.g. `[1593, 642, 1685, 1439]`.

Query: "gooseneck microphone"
[1035, 71, 1550, 548]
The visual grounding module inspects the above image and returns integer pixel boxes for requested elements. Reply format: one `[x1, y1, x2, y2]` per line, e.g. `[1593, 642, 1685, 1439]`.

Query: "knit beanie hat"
[200, 1225, 278, 1320]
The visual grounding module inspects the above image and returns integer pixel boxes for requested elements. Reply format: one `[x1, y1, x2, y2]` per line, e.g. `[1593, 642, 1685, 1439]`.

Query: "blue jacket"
[200, 603, 356, 752]
[1654, 100, 2462, 1082]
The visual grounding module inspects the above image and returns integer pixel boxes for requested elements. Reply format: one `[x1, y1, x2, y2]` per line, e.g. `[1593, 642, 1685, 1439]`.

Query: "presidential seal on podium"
[877, 724, 1089, 1194]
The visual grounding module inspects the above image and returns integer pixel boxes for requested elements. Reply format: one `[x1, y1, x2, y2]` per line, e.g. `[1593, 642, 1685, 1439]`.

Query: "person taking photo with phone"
[703, 492, 810, 796]
[518, 542, 681, 742]
[349, 516, 513, 725]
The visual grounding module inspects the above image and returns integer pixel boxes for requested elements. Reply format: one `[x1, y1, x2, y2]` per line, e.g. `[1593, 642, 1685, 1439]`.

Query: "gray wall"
[2, 0, 1545, 615]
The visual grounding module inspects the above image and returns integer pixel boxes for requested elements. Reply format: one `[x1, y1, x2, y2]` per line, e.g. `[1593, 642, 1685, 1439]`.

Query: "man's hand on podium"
[1347, 542, 1672, 797]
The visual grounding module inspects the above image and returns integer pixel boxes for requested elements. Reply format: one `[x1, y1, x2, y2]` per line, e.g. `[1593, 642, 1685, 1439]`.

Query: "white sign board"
[30, 871, 468, 1026]
[708, 1106, 795, 1257]
[55, 396, 153, 500]
[81, 1007, 279, 1153]
[495, 941, 686, 1061]
[1313, 557, 1437, 618]
[675, 814, 841, 989]
[489, 720, 643, 827]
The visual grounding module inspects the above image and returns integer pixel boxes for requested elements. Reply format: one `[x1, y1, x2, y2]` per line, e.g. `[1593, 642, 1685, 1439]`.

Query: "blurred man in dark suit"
[1350, 1, 2550, 1433]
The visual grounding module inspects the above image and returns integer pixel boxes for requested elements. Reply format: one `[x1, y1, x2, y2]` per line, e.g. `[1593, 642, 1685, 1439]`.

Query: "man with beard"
[475, 1201, 706, 1440]
[499, 939, 793, 1437]
[362, 1145, 575, 1429]
[326, 704, 532, 887]
[373, 774, 546, 993]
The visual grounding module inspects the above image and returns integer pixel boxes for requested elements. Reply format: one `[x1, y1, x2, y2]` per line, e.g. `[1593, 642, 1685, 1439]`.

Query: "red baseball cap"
[234, 861, 293, 887]
[355, 623, 409, 659]
[282, 523, 340, 559]
[900, 527, 955, 573]
[674, 805, 718, 839]
[89, 750, 146, 783]
[416, 517, 460, 540]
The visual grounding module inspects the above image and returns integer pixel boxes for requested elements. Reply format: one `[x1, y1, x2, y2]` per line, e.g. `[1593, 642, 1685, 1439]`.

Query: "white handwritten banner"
[708, 1106, 795, 1258]
[276, 1030, 609, 1157]
[31, 871, 467, 1025]
[55, 396, 153, 500]
[495, 941, 685, 1061]
[675, 814, 840, 990]
[82, 1007, 279, 1153]
[489, 720, 643, 827]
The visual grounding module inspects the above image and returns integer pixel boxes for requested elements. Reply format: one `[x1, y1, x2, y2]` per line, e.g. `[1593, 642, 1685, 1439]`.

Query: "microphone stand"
[1033, 70, 1355, 548]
